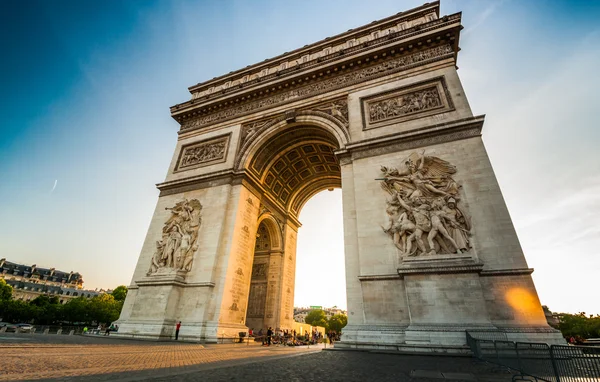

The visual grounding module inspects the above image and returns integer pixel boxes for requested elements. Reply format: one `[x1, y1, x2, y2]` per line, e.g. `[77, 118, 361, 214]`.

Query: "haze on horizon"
[1, 0, 599, 315]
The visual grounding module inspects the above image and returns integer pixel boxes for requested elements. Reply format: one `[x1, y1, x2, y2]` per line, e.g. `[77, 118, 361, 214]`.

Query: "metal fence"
[466, 331, 600, 382]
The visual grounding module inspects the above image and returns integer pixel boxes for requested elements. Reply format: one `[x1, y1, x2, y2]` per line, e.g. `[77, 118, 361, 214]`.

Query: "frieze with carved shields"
[148, 199, 202, 275]
[379, 151, 471, 257]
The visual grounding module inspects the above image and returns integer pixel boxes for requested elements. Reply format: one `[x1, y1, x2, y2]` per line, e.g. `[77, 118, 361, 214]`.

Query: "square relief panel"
[174, 133, 231, 172]
[360, 76, 454, 130]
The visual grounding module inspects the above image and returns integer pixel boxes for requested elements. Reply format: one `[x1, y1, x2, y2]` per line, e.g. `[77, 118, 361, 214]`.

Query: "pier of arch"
[115, 2, 564, 350]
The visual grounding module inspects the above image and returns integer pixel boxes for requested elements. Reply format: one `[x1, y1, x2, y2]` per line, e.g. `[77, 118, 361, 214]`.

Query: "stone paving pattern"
[0, 334, 516, 381]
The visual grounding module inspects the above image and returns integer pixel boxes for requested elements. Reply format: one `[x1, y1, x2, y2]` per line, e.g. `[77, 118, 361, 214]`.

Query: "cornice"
[185, 2, 442, 95]
[156, 169, 303, 228]
[175, 43, 457, 134]
[171, 14, 462, 130]
[398, 261, 484, 277]
[479, 268, 534, 277]
[358, 274, 402, 281]
[339, 116, 484, 163]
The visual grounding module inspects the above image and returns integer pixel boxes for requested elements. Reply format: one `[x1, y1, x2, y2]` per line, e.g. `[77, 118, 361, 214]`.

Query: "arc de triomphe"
[115, 2, 564, 350]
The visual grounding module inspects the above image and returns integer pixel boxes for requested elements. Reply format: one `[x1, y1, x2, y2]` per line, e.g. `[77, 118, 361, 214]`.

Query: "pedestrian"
[267, 326, 273, 346]
[175, 321, 181, 340]
[249, 328, 253, 337]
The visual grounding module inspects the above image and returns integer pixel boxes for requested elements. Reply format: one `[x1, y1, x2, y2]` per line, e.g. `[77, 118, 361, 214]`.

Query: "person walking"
[175, 321, 182, 340]
[267, 326, 273, 346]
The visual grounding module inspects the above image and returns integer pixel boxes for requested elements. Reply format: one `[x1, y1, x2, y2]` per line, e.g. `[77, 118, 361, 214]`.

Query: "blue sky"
[1, 0, 599, 314]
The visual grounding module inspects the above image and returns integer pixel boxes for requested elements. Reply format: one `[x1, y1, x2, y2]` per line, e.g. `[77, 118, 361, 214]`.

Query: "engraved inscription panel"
[175, 134, 230, 171]
[361, 77, 454, 130]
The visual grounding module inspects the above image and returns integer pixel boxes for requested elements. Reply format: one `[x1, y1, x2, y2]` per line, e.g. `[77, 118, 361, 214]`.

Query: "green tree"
[88, 294, 122, 325]
[305, 309, 328, 329]
[327, 314, 348, 333]
[111, 285, 128, 302]
[0, 279, 13, 301]
[558, 312, 600, 339]
[62, 297, 91, 324]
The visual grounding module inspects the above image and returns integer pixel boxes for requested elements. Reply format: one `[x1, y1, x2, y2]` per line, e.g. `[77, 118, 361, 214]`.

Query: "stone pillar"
[278, 223, 297, 330]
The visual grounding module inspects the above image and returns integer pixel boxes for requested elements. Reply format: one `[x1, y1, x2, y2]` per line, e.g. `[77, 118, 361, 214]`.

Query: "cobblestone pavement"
[0, 333, 516, 381]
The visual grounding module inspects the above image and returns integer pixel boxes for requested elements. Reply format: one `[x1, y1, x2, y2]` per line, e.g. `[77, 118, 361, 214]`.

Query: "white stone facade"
[115, 2, 564, 349]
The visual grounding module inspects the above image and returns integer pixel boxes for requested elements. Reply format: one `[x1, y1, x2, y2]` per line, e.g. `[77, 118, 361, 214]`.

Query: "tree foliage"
[0, 288, 123, 326]
[558, 312, 600, 339]
[111, 285, 128, 302]
[328, 314, 348, 333]
[0, 279, 13, 301]
[305, 309, 328, 328]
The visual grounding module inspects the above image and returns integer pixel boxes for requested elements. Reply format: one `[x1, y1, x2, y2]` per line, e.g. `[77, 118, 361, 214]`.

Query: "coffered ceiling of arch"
[248, 126, 341, 213]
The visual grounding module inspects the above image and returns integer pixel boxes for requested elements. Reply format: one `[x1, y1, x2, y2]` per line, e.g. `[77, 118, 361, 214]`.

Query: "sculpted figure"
[381, 151, 456, 201]
[162, 225, 182, 268]
[147, 199, 203, 275]
[379, 151, 471, 257]
[442, 197, 470, 251]
[427, 199, 461, 255]
[383, 203, 417, 254]
[394, 193, 431, 256]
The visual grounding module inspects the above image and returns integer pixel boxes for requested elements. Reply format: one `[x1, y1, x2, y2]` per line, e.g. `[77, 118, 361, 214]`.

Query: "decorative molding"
[357, 274, 401, 281]
[360, 76, 454, 130]
[234, 97, 349, 170]
[179, 9, 459, 104]
[398, 262, 484, 277]
[174, 134, 230, 172]
[180, 44, 453, 132]
[348, 123, 483, 162]
[479, 268, 534, 277]
[407, 323, 498, 331]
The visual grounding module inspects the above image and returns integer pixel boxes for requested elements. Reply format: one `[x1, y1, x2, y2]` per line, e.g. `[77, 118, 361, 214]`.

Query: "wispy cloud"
[463, 0, 508, 36]
[50, 179, 58, 194]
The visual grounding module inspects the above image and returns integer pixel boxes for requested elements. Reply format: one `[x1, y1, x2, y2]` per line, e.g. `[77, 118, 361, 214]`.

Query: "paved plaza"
[0, 333, 517, 381]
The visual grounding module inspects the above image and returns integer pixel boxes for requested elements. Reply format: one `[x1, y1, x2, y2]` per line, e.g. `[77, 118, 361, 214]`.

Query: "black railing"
[466, 331, 600, 382]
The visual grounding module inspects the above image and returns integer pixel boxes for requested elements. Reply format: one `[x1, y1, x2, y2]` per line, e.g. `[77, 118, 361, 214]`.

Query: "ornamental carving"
[175, 135, 229, 171]
[251, 263, 267, 279]
[181, 44, 453, 131]
[369, 86, 442, 123]
[313, 100, 349, 127]
[188, 12, 451, 101]
[361, 77, 453, 130]
[380, 151, 471, 257]
[148, 199, 202, 274]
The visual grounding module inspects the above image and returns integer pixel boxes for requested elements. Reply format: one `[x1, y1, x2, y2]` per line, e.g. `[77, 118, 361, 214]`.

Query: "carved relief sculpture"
[181, 45, 453, 131]
[379, 151, 471, 257]
[175, 135, 229, 171]
[148, 199, 202, 274]
[368, 86, 442, 123]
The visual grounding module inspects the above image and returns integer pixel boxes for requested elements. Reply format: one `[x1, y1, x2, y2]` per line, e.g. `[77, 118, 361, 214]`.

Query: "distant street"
[0, 333, 515, 381]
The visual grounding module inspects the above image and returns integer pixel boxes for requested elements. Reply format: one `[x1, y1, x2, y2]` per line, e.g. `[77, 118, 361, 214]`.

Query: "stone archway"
[115, 2, 564, 350]
[238, 120, 343, 332]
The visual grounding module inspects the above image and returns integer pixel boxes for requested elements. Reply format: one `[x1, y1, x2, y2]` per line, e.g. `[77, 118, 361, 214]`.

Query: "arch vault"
[115, 2, 564, 350]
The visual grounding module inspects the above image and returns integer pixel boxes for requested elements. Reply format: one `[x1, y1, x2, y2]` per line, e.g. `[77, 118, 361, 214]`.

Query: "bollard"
[43, 328, 49, 334]
[69, 330, 74, 335]
[57, 329, 62, 335]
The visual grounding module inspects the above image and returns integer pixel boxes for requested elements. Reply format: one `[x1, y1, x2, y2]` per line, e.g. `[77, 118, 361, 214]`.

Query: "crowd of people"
[249, 327, 340, 346]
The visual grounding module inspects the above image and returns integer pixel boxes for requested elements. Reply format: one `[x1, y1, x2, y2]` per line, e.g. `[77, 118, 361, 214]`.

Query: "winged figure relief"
[379, 151, 471, 258]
